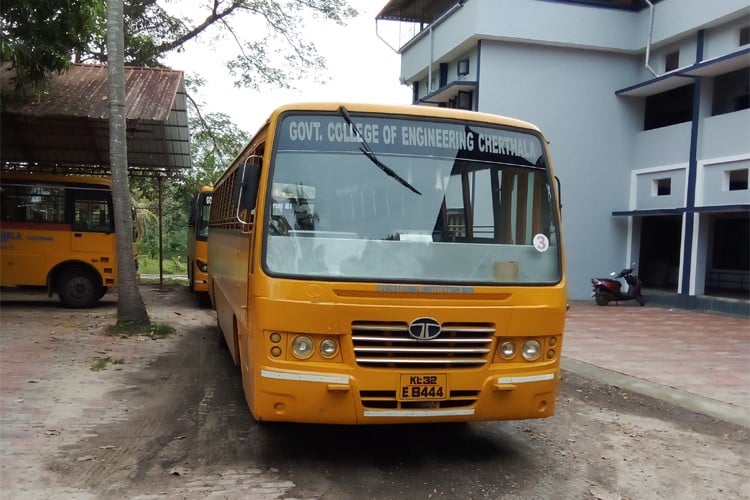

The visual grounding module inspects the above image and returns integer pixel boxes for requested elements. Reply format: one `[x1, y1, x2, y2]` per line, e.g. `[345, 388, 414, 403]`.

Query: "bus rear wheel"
[57, 268, 101, 308]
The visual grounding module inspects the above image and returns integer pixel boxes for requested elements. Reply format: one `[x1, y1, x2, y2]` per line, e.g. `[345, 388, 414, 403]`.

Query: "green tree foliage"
[131, 85, 248, 265]
[0, 0, 105, 90]
[2, 0, 357, 90]
[180, 75, 250, 202]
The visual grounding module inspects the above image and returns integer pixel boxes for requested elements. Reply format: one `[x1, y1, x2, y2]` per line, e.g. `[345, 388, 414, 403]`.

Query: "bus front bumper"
[254, 366, 559, 425]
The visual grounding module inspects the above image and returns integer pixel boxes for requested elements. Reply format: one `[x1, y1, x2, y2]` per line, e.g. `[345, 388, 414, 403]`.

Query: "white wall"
[700, 158, 750, 207]
[646, 0, 750, 49]
[476, 41, 643, 298]
[399, 0, 750, 83]
[633, 167, 688, 210]
[633, 122, 692, 167]
[702, 109, 750, 159]
[704, 16, 750, 60]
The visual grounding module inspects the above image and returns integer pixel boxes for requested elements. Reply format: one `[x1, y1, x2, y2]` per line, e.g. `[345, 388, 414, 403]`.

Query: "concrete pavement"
[562, 299, 750, 428]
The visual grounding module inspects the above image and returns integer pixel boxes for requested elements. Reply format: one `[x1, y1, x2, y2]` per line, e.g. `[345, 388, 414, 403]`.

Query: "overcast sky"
[164, 2, 412, 135]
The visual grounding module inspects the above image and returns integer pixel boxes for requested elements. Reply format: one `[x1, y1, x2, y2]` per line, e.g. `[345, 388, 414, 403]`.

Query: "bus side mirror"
[234, 155, 262, 224]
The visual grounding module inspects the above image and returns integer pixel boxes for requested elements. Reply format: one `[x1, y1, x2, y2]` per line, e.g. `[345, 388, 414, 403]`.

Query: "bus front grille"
[359, 390, 481, 409]
[351, 321, 495, 369]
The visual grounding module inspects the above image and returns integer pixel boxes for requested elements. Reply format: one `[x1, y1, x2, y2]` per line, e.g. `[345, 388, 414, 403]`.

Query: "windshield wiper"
[338, 106, 421, 195]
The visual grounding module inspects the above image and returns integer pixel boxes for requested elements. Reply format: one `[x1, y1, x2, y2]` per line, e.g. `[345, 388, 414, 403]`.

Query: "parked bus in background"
[0, 172, 137, 308]
[187, 185, 213, 293]
[208, 102, 566, 424]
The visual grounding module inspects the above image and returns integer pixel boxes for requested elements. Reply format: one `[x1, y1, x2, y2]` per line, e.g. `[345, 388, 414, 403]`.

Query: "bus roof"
[266, 102, 542, 135]
[0, 171, 113, 187]
[218, 102, 550, 187]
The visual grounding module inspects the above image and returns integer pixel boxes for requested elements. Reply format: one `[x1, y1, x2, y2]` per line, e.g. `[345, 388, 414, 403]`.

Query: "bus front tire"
[57, 268, 101, 308]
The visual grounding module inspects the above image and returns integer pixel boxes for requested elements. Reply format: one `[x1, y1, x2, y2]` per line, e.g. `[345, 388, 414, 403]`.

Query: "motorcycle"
[591, 267, 644, 306]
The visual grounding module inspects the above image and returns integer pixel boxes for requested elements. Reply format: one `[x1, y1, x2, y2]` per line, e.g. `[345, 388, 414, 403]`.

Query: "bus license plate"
[398, 374, 448, 401]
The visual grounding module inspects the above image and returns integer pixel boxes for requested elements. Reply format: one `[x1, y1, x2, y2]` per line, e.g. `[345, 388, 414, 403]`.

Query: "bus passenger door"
[70, 194, 117, 278]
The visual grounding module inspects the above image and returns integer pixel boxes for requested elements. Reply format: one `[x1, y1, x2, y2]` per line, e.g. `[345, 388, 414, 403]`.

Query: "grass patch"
[91, 356, 124, 371]
[138, 276, 187, 286]
[149, 323, 174, 339]
[139, 256, 186, 275]
[107, 321, 176, 339]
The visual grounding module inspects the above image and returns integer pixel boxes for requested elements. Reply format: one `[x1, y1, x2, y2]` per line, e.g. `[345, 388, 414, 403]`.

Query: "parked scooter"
[591, 267, 644, 306]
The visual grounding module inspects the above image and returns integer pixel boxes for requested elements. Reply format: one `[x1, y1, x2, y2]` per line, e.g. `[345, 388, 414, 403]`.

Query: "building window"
[665, 51, 679, 71]
[644, 84, 693, 130]
[439, 63, 448, 87]
[457, 91, 473, 110]
[654, 178, 671, 196]
[712, 69, 750, 116]
[727, 169, 749, 191]
[457, 59, 470, 76]
[712, 216, 750, 271]
[740, 26, 750, 46]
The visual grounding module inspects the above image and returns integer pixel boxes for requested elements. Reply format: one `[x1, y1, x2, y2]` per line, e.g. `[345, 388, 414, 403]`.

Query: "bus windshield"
[195, 190, 212, 241]
[264, 111, 561, 284]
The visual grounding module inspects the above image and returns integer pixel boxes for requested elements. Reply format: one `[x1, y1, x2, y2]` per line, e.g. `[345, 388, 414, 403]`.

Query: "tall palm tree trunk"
[107, 0, 149, 326]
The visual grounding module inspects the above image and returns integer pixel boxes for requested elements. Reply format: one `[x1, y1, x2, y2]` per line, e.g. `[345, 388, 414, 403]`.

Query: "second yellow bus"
[1, 172, 134, 307]
[187, 185, 213, 293]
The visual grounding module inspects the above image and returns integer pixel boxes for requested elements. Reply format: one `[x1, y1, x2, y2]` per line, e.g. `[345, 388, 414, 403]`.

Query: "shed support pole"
[158, 176, 164, 288]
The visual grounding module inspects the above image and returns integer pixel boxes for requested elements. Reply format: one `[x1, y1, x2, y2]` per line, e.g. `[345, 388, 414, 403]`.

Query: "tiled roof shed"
[0, 63, 192, 176]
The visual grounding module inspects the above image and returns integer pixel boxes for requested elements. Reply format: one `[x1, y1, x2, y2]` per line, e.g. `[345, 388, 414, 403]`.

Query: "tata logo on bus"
[1, 231, 22, 243]
[408, 317, 442, 341]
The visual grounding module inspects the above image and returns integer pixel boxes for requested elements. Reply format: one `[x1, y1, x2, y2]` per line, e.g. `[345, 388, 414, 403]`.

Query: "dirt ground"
[1, 285, 748, 499]
[0, 285, 207, 499]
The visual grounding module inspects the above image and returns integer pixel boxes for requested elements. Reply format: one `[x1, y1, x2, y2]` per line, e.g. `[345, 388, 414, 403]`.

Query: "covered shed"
[1, 63, 193, 285]
[1, 63, 191, 176]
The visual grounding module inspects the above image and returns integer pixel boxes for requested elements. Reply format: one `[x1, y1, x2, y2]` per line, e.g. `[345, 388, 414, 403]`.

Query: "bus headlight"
[319, 338, 338, 358]
[291, 335, 314, 359]
[522, 340, 541, 361]
[196, 259, 208, 272]
[498, 341, 515, 359]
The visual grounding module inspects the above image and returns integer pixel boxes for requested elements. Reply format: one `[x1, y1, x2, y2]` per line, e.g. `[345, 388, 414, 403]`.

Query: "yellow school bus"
[208, 102, 566, 424]
[0, 172, 133, 308]
[187, 185, 213, 293]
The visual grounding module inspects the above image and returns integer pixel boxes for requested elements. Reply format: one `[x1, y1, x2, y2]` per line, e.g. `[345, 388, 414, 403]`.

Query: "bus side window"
[74, 210, 90, 231]
[73, 200, 94, 231]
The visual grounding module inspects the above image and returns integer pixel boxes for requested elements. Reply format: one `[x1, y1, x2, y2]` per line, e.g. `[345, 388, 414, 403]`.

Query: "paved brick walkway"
[562, 300, 750, 418]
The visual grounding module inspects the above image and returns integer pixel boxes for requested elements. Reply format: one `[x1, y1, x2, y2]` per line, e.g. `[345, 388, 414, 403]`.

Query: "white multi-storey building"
[377, 0, 750, 314]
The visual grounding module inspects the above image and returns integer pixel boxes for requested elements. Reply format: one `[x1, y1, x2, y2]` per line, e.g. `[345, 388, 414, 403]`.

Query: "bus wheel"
[58, 268, 101, 308]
